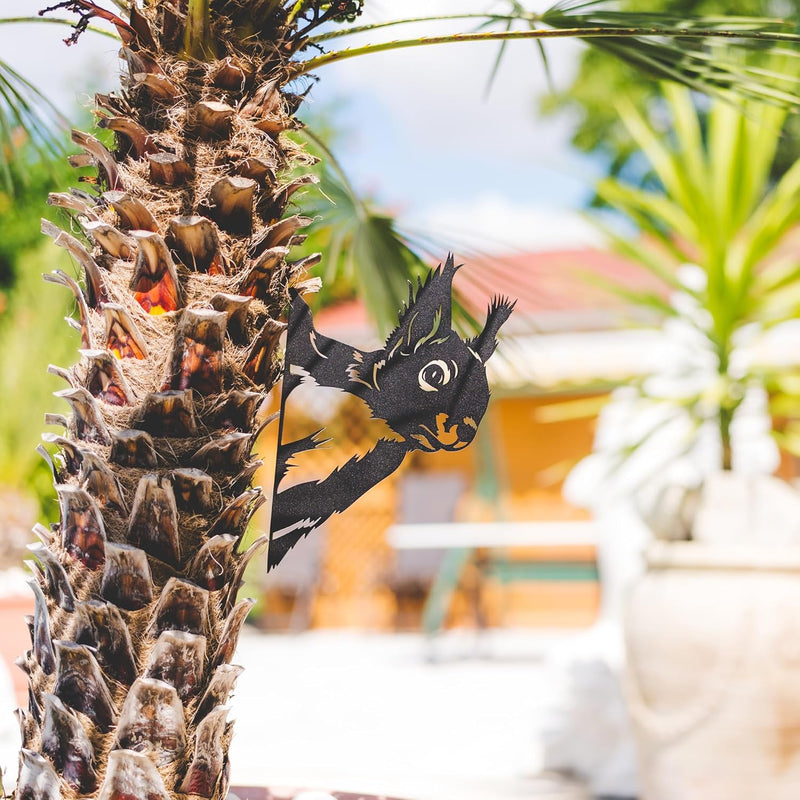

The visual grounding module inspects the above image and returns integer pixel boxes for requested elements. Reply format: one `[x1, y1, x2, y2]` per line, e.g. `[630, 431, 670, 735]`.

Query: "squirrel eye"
[418, 360, 451, 392]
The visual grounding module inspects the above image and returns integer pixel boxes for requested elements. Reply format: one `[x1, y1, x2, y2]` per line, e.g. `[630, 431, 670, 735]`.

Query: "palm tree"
[8, 2, 800, 799]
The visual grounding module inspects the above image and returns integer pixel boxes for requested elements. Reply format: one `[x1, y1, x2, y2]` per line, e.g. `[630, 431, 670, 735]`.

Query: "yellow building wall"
[415, 394, 601, 629]
[255, 391, 604, 630]
[419, 394, 597, 519]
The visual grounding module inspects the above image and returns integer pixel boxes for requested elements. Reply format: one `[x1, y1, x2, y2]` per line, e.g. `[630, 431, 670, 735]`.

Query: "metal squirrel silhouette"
[268, 254, 514, 569]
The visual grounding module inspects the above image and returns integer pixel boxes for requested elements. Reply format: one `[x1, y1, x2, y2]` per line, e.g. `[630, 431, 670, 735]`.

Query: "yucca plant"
[8, 2, 800, 800]
[585, 79, 800, 478]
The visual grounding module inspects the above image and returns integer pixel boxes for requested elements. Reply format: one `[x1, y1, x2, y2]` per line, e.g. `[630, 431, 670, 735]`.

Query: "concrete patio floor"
[231, 628, 591, 800]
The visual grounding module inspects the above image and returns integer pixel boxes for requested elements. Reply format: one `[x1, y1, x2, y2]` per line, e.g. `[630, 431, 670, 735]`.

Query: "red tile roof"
[315, 248, 667, 338]
[454, 248, 665, 316]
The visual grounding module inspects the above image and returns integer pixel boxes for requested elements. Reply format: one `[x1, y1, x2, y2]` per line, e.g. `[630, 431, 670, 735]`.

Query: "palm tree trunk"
[19, 3, 327, 798]
[16, 3, 800, 798]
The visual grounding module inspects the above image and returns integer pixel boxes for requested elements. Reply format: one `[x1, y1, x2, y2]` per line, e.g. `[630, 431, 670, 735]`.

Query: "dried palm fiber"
[18, 2, 362, 798]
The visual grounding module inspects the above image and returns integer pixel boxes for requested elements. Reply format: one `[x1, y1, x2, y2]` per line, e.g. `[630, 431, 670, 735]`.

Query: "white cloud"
[403, 193, 601, 254]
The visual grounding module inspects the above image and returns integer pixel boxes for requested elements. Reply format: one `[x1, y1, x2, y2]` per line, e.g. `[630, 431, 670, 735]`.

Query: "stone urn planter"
[624, 473, 800, 800]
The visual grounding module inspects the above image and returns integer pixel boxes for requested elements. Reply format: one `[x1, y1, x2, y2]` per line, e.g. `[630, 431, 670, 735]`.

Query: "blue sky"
[1, 0, 604, 252]
[301, 1, 604, 250]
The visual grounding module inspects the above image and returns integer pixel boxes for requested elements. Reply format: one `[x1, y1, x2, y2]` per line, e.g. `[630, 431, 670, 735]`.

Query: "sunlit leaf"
[0, 60, 67, 190]
[541, 0, 800, 108]
[301, 5, 800, 111]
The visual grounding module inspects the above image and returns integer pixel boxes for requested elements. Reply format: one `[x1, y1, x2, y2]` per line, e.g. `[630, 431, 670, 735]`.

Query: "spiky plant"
[11, 2, 800, 800]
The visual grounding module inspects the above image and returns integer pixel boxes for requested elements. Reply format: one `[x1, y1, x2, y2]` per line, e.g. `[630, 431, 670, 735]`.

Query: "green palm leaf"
[301, 2, 800, 111]
[540, 0, 800, 107]
[0, 59, 67, 190]
[0, 13, 118, 189]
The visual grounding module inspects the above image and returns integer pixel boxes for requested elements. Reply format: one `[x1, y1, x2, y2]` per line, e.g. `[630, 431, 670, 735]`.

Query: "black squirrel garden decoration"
[268, 254, 515, 569]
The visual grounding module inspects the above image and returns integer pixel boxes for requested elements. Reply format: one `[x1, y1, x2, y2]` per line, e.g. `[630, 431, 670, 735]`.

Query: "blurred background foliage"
[0, 99, 102, 520]
[0, 128, 74, 519]
[0, 244, 79, 521]
[541, 0, 800, 195]
[0, 136, 72, 289]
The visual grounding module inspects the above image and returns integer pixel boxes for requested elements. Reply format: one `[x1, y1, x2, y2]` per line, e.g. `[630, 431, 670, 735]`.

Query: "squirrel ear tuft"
[467, 296, 515, 362]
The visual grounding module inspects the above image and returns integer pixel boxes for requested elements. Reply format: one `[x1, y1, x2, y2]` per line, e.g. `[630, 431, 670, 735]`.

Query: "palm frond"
[309, 13, 535, 44]
[0, 10, 124, 191]
[301, 5, 800, 108]
[578, 267, 678, 320]
[0, 59, 67, 190]
[484, 22, 512, 96]
[480, 1, 554, 96]
[541, 0, 800, 108]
